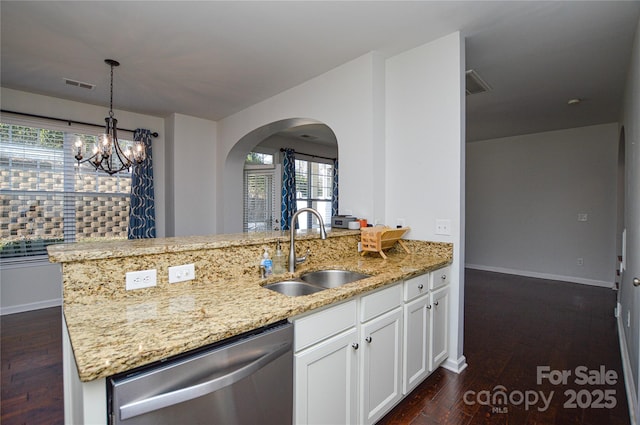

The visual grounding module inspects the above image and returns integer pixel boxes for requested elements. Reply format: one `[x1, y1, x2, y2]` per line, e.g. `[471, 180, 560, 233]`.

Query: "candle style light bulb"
[73, 137, 84, 161]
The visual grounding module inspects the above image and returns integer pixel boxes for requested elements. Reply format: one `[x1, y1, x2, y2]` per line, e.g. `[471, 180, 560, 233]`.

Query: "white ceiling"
[1, 1, 639, 142]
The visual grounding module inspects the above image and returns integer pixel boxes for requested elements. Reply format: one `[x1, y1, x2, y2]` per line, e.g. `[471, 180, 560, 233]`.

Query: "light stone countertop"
[54, 232, 452, 382]
[48, 229, 355, 263]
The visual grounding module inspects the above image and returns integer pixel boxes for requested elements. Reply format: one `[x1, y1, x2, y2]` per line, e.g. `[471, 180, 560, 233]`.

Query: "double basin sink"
[264, 269, 371, 296]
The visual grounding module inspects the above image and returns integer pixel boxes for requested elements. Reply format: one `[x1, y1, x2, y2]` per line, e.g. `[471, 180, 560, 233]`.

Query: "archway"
[223, 118, 338, 233]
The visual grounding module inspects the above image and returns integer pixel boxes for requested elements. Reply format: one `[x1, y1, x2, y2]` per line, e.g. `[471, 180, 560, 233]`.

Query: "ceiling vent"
[63, 78, 95, 90]
[465, 69, 491, 96]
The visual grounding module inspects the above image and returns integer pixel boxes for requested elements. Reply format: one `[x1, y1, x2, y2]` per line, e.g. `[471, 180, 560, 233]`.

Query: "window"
[295, 157, 333, 229]
[0, 121, 133, 259]
[242, 152, 334, 233]
[243, 153, 279, 232]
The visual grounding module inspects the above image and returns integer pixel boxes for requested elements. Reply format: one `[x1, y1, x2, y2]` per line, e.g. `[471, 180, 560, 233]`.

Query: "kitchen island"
[49, 229, 452, 424]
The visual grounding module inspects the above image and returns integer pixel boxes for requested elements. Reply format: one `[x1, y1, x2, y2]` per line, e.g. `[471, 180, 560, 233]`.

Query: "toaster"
[331, 215, 357, 228]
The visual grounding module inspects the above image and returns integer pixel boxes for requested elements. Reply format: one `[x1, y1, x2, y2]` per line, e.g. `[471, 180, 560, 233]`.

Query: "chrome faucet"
[288, 207, 327, 273]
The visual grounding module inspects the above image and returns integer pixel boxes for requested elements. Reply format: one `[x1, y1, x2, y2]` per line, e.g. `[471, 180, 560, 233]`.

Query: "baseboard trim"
[617, 313, 638, 425]
[465, 264, 614, 288]
[0, 298, 62, 316]
[442, 355, 468, 374]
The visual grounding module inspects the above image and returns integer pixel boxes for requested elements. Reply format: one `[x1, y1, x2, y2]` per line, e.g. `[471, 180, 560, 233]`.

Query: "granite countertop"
[58, 233, 452, 382]
[48, 229, 356, 263]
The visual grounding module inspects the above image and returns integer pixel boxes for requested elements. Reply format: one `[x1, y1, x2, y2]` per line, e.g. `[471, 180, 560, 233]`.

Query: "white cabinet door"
[295, 328, 358, 425]
[360, 308, 403, 425]
[403, 293, 430, 394]
[430, 285, 449, 371]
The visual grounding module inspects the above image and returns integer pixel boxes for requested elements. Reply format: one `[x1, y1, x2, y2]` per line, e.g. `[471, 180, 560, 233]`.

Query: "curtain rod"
[279, 148, 336, 161]
[0, 109, 159, 137]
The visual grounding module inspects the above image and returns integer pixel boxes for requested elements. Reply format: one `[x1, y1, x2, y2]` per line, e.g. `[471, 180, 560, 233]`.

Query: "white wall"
[0, 260, 61, 314]
[466, 123, 619, 287]
[619, 14, 640, 422]
[385, 32, 466, 372]
[164, 114, 217, 236]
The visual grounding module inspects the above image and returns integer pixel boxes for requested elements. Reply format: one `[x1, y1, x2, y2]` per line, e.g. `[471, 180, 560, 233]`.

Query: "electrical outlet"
[435, 219, 451, 235]
[169, 264, 196, 284]
[577, 258, 583, 266]
[577, 213, 588, 222]
[126, 269, 157, 290]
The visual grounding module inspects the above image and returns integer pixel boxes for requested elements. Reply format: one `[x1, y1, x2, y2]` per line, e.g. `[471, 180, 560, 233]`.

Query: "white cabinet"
[403, 268, 450, 395]
[359, 284, 403, 425]
[295, 327, 358, 425]
[430, 265, 451, 290]
[294, 268, 451, 425]
[294, 300, 358, 425]
[402, 277, 430, 394]
[293, 283, 403, 425]
[429, 284, 449, 371]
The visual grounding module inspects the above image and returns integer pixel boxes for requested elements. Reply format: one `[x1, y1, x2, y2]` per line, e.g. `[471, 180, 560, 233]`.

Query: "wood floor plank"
[1, 306, 63, 425]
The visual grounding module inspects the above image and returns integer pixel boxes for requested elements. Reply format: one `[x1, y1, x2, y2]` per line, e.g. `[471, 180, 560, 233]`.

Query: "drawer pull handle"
[352, 343, 359, 350]
[434, 301, 439, 306]
[418, 284, 424, 290]
[365, 336, 372, 343]
[427, 305, 432, 310]
[441, 274, 447, 280]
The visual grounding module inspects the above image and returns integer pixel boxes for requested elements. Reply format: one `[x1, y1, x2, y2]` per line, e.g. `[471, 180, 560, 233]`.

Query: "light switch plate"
[435, 219, 451, 235]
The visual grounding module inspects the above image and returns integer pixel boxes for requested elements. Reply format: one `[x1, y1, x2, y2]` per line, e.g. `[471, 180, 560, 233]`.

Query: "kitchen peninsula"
[49, 229, 453, 424]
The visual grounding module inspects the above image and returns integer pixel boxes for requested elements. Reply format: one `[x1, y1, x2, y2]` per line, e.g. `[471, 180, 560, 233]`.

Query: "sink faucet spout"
[288, 208, 327, 273]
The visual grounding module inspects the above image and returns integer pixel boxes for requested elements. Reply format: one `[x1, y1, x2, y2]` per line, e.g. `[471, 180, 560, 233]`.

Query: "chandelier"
[73, 59, 145, 175]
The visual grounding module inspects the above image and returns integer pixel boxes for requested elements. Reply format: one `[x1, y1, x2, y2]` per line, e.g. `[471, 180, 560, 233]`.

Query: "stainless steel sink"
[263, 270, 371, 296]
[263, 280, 326, 297]
[300, 269, 371, 289]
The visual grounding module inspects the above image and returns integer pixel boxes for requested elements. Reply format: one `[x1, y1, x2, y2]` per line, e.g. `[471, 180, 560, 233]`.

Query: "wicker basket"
[360, 226, 411, 259]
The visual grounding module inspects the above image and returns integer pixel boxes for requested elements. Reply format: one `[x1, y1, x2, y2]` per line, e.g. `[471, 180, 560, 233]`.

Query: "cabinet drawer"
[360, 283, 402, 323]
[294, 300, 357, 352]
[430, 266, 451, 289]
[403, 274, 429, 301]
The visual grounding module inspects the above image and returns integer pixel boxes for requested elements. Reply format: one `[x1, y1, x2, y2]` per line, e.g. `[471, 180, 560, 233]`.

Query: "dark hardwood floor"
[1, 307, 63, 425]
[0, 269, 630, 425]
[380, 269, 630, 425]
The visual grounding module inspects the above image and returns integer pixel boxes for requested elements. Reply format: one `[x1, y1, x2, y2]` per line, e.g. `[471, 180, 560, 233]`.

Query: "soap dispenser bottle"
[260, 248, 273, 277]
[273, 240, 285, 274]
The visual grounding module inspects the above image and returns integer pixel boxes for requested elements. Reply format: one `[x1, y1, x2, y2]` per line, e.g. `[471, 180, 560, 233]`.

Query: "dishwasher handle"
[119, 341, 291, 420]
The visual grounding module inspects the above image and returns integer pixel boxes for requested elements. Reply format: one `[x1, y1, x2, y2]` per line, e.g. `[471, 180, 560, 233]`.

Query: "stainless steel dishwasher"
[108, 320, 293, 425]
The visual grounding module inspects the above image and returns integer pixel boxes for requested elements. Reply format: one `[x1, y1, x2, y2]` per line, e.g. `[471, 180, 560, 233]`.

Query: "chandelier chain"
[109, 62, 114, 118]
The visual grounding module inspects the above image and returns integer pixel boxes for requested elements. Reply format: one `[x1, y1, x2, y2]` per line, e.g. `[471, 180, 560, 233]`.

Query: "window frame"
[243, 150, 281, 233]
[294, 154, 334, 229]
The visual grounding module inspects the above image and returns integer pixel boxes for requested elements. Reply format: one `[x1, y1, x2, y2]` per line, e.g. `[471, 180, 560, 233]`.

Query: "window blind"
[0, 120, 132, 259]
[295, 158, 333, 229]
[243, 168, 278, 232]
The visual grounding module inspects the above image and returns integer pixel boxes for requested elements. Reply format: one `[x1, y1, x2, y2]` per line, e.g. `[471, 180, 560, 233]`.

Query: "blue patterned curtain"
[128, 129, 156, 239]
[332, 158, 339, 217]
[281, 148, 297, 230]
